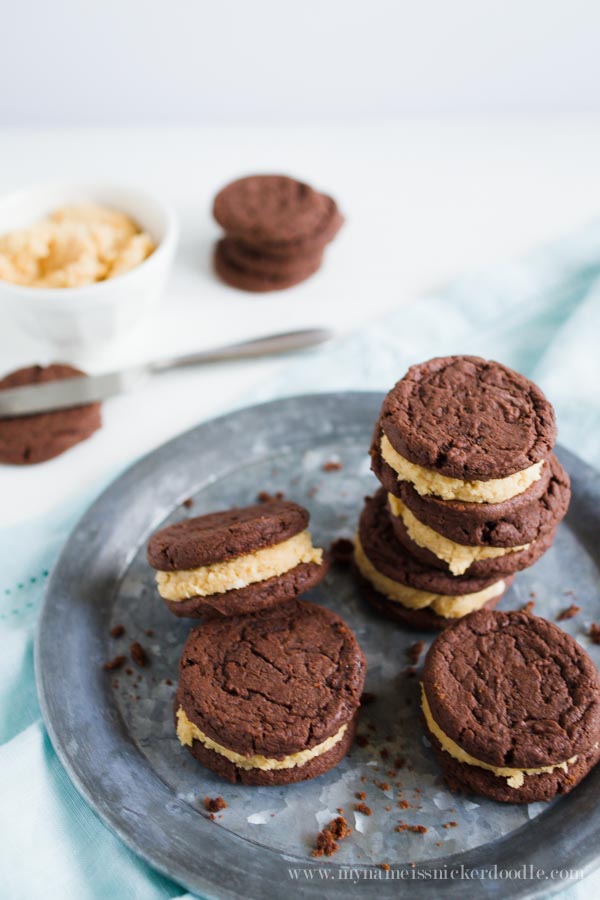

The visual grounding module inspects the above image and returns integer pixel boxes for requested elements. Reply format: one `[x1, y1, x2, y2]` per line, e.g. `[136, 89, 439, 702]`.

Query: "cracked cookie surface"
[378, 356, 556, 480]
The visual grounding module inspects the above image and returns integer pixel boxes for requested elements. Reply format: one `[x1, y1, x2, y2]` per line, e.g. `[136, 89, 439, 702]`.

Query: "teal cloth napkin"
[2, 223, 600, 899]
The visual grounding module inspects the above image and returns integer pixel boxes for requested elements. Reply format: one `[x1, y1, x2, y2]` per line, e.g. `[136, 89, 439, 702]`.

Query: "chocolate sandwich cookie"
[0, 363, 102, 465]
[213, 174, 343, 256]
[422, 609, 600, 803]
[147, 499, 328, 618]
[175, 599, 367, 784]
[354, 490, 512, 630]
[374, 356, 557, 505]
[214, 238, 322, 293]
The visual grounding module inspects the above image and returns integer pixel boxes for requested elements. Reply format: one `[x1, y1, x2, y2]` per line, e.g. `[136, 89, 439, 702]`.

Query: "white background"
[2, 0, 600, 123]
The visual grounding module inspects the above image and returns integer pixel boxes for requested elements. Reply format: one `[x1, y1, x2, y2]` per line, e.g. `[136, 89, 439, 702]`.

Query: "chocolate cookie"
[213, 174, 343, 254]
[422, 609, 600, 802]
[375, 451, 570, 549]
[175, 599, 366, 784]
[147, 499, 328, 617]
[0, 363, 101, 465]
[355, 490, 513, 630]
[221, 237, 323, 277]
[377, 356, 556, 481]
[214, 238, 322, 292]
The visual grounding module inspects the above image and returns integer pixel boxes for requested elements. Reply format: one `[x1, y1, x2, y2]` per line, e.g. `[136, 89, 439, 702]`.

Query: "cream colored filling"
[176, 707, 347, 770]
[421, 686, 576, 789]
[156, 530, 323, 601]
[354, 535, 505, 618]
[380, 434, 544, 504]
[387, 494, 530, 576]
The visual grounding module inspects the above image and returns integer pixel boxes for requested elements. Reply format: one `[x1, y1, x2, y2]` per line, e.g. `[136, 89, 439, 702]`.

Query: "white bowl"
[0, 182, 178, 350]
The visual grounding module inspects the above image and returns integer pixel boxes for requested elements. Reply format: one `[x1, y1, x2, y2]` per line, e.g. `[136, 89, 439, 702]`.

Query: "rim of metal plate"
[35, 392, 600, 900]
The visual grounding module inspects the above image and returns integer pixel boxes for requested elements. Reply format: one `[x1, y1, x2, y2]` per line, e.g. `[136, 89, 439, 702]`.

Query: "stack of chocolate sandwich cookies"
[421, 610, 600, 802]
[212, 174, 343, 292]
[147, 498, 367, 785]
[358, 356, 570, 629]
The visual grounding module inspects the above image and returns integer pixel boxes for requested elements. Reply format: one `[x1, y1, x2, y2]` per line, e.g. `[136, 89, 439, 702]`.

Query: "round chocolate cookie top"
[147, 499, 309, 571]
[423, 609, 600, 769]
[0, 363, 102, 465]
[358, 489, 505, 595]
[379, 356, 557, 480]
[176, 599, 366, 756]
[213, 175, 338, 248]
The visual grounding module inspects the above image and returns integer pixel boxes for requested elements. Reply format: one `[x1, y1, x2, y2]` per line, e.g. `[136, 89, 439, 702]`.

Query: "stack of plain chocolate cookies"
[212, 174, 343, 292]
[356, 355, 571, 630]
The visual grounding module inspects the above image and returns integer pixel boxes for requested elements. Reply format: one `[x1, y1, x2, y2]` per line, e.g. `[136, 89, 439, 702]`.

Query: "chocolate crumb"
[522, 601, 536, 614]
[557, 604, 580, 621]
[354, 802, 372, 816]
[380, 748, 389, 760]
[204, 796, 227, 813]
[311, 816, 351, 857]
[182, 497, 194, 509]
[589, 624, 600, 644]
[322, 459, 343, 472]
[406, 641, 425, 665]
[330, 538, 354, 566]
[110, 624, 125, 638]
[145, 628, 154, 637]
[394, 756, 406, 769]
[165, 678, 173, 686]
[404, 667, 417, 678]
[257, 490, 285, 503]
[103, 655, 126, 671]
[125, 667, 133, 675]
[356, 735, 369, 747]
[130, 642, 148, 667]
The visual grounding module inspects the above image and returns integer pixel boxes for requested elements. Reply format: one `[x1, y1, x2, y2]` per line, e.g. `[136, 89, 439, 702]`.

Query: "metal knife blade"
[0, 327, 332, 417]
[0, 366, 149, 417]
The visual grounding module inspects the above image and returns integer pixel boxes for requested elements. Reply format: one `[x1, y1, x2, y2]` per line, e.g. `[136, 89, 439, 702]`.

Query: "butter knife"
[0, 328, 332, 418]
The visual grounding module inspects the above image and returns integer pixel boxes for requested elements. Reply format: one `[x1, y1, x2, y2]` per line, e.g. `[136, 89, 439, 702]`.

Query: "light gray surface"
[35, 393, 600, 899]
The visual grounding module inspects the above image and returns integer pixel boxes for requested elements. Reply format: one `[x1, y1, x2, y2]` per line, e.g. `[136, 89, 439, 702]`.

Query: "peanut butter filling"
[156, 530, 323, 601]
[387, 494, 529, 576]
[176, 707, 347, 770]
[354, 535, 505, 618]
[380, 434, 544, 504]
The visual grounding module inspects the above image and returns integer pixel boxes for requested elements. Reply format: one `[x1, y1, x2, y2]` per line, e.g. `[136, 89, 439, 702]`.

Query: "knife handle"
[150, 328, 332, 372]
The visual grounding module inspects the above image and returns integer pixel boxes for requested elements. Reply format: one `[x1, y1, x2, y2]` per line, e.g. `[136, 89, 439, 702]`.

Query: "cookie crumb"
[257, 490, 285, 503]
[356, 791, 366, 800]
[557, 604, 580, 621]
[354, 802, 372, 815]
[522, 600, 536, 614]
[322, 459, 343, 472]
[379, 863, 391, 871]
[103, 655, 125, 671]
[165, 678, 173, 686]
[404, 667, 417, 678]
[330, 537, 354, 566]
[204, 796, 227, 813]
[306, 486, 318, 498]
[110, 624, 125, 638]
[311, 816, 351, 858]
[394, 756, 406, 769]
[145, 628, 154, 637]
[130, 642, 148, 667]
[442, 821, 458, 829]
[589, 624, 600, 644]
[356, 734, 369, 747]
[182, 497, 194, 509]
[395, 822, 427, 834]
[406, 641, 425, 665]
